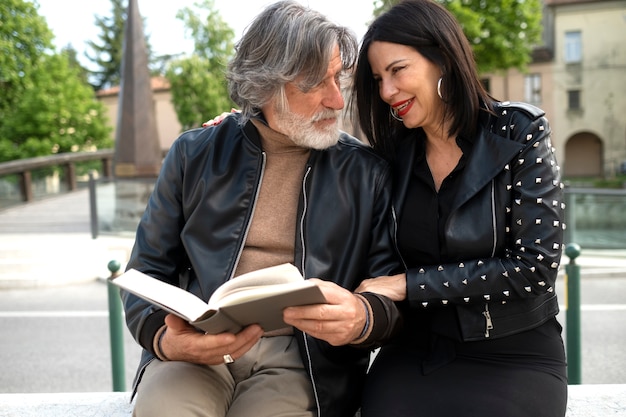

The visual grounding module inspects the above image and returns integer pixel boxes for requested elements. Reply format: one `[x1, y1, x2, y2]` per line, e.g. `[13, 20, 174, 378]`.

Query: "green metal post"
[564, 243, 582, 384]
[107, 260, 126, 392]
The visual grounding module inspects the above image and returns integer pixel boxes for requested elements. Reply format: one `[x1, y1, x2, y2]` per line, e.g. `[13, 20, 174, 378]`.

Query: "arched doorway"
[564, 132, 603, 177]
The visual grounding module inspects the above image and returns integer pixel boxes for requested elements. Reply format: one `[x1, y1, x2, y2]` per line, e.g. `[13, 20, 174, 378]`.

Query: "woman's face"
[367, 41, 443, 131]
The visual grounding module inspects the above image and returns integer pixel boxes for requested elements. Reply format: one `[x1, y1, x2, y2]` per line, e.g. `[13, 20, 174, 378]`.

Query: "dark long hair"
[352, 0, 493, 158]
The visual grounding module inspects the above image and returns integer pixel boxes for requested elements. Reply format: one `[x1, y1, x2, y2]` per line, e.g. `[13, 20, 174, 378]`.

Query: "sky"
[36, 0, 373, 67]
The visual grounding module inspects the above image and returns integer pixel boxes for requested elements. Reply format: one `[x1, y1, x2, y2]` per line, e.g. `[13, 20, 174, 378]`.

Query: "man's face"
[264, 44, 345, 149]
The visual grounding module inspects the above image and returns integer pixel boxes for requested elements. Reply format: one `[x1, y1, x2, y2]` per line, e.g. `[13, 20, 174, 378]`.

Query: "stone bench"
[0, 385, 624, 416]
[0, 392, 132, 416]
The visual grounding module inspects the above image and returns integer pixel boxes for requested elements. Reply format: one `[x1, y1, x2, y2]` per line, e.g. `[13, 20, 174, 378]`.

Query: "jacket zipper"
[299, 166, 312, 275]
[229, 152, 267, 280]
[298, 165, 322, 416]
[489, 180, 497, 257]
[391, 205, 408, 271]
[483, 303, 494, 337]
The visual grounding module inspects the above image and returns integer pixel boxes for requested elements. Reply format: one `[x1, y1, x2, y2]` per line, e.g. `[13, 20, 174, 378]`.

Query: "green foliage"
[61, 44, 91, 85]
[371, 0, 543, 74]
[0, 0, 53, 121]
[440, 0, 542, 74]
[166, 56, 234, 131]
[372, 0, 399, 18]
[0, 0, 112, 162]
[165, 0, 235, 130]
[0, 52, 112, 162]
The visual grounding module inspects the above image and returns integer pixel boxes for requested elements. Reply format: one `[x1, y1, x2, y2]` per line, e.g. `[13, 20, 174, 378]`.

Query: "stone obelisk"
[110, 0, 162, 232]
[113, 0, 162, 178]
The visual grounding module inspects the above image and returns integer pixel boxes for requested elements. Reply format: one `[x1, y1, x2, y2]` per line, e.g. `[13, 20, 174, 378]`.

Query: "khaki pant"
[133, 335, 315, 417]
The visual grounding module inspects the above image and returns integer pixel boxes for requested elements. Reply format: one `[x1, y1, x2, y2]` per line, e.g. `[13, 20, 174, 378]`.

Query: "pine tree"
[85, 0, 154, 91]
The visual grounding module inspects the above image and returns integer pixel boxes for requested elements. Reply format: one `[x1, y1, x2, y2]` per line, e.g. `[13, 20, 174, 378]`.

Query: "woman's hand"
[202, 108, 240, 127]
[355, 273, 407, 302]
[158, 314, 264, 365]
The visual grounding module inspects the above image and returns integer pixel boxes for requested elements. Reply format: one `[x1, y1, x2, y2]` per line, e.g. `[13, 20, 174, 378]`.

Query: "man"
[122, 1, 401, 416]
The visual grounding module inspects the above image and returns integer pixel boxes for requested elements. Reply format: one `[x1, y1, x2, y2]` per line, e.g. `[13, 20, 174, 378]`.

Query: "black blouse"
[396, 134, 473, 268]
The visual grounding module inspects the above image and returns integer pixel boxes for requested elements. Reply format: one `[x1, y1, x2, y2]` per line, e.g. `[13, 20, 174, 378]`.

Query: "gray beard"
[274, 109, 340, 150]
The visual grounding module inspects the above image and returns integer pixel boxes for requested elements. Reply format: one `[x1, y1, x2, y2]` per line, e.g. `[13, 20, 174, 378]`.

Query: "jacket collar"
[451, 120, 524, 210]
[393, 110, 524, 213]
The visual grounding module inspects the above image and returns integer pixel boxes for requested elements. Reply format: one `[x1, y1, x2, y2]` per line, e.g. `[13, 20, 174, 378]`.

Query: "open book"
[111, 263, 326, 334]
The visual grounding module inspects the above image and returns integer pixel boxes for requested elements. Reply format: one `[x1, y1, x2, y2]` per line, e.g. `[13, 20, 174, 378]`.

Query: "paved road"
[0, 280, 142, 393]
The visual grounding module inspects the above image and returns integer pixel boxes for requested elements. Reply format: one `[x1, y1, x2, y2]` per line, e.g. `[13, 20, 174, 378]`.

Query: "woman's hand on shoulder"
[202, 108, 240, 127]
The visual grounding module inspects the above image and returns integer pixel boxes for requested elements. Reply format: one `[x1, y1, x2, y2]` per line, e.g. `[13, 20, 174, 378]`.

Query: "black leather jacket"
[393, 101, 564, 341]
[123, 114, 401, 417]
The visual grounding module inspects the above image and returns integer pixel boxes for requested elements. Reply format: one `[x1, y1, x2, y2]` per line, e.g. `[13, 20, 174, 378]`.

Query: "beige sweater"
[234, 119, 311, 278]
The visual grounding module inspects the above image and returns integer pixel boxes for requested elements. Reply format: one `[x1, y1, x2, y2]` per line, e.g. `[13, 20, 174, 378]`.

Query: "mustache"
[311, 110, 340, 122]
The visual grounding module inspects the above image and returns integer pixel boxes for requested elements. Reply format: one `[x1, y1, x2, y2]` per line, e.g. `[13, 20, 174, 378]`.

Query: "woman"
[353, 0, 568, 416]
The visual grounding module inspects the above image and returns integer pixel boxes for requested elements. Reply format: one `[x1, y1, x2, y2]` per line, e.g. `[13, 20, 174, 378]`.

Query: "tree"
[0, 51, 112, 162]
[372, 0, 397, 17]
[61, 44, 91, 85]
[85, 0, 128, 90]
[372, 0, 543, 74]
[85, 0, 160, 90]
[0, 0, 53, 123]
[165, 0, 235, 130]
[0, 0, 112, 162]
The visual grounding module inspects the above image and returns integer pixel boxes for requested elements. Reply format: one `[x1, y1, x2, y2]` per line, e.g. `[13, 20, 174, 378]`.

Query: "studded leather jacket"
[392, 101, 564, 341]
[123, 114, 402, 417]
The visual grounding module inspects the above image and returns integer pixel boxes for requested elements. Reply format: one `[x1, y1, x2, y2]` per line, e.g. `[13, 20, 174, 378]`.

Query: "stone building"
[488, 0, 626, 178]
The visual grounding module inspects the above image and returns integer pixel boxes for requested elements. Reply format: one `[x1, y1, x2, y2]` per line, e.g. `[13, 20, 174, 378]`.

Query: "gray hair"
[227, 0, 358, 124]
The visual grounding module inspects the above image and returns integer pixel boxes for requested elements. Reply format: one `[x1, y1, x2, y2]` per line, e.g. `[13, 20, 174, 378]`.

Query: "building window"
[524, 74, 542, 106]
[568, 90, 581, 110]
[564, 30, 582, 63]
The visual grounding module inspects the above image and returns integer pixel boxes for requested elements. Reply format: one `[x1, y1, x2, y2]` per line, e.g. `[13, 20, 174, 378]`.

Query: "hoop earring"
[390, 107, 403, 121]
[437, 77, 443, 100]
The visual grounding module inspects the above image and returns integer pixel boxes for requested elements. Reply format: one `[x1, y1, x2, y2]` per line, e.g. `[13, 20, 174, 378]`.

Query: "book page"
[215, 280, 318, 307]
[208, 263, 303, 306]
[113, 269, 213, 321]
